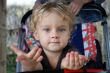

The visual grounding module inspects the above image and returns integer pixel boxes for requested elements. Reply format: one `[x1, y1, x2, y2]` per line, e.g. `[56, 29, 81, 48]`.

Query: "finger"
[74, 7, 81, 15]
[79, 55, 84, 67]
[74, 52, 80, 68]
[64, 53, 70, 67]
[61, 53, 70, 69]
[16, 55, 27, 62]
[83, 56, 89, 62]
[73, 5, 80, 15]
[71, 3, 76, 14]
[65, 53, 70, 64]
[72, 5, 77, 13]
[36, 56, 43, 62]
[71, 2, 83, 15]
[10, 45, 25, 56]
[69, 51, 75, 69]
[33, 48, 42, 61]
[27, 47, 39, 59]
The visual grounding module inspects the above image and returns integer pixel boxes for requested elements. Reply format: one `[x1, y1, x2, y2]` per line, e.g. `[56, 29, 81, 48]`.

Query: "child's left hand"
[61, 51, 89, 70]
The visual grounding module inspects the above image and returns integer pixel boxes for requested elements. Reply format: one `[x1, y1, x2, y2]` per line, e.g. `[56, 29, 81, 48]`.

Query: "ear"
[33, 32, 39, 40]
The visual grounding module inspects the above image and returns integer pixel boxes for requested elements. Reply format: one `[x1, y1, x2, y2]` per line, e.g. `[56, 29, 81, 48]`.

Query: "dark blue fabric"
[69, 24, 84, 55]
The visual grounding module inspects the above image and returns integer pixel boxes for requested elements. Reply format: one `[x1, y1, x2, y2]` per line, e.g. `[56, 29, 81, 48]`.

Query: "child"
[10, 2, 88, 72]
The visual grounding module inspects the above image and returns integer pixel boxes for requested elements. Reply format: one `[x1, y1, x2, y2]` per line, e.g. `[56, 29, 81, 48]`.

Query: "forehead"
[42, 11, 65, 20]
[37, 11, 69, 27]
[39, 9, 65, 19]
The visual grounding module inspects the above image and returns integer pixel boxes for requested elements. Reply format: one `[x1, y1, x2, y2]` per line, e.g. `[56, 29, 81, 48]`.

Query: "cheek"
[38, 35, 49, 43]
[60, 36, 69, 49]
[37, 31, 48, 39]
[61, 34, 70, 43]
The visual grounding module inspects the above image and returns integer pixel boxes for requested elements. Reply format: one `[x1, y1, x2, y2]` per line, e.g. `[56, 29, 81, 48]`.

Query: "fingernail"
[67, 53, 70, 56]
[71, 51, 74, 54]
[75, 51, 78, 55]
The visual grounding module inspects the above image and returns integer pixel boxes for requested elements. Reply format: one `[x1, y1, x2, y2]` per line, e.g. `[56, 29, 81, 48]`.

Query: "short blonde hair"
[30, 2, 75, 32]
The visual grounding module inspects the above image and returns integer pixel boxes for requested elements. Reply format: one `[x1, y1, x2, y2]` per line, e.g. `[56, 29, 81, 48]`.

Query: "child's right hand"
[10, 45, 43, 71]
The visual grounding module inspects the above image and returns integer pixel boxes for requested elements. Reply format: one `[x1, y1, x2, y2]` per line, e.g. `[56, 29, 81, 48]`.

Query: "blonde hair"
[30, 2, 75, 32]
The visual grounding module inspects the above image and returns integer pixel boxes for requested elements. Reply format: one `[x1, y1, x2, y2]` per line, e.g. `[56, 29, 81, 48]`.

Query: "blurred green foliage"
[7, 54, 16, 73]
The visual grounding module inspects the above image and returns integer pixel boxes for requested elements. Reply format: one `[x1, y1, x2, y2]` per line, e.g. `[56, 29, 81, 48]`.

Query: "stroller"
[17, 1, 109, 72]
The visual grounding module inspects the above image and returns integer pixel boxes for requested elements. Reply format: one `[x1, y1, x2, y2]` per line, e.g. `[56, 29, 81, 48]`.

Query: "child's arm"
[10, 45, 43, 72]
[61, 51, 88, 70]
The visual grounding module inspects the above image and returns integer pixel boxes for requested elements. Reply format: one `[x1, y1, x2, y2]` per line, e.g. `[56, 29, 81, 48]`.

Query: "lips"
[50, 42, 60, 43]
[49, 41, 60, 44]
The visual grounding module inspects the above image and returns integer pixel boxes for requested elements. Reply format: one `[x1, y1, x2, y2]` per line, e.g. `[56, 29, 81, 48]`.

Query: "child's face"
[34, 12, 71, 53]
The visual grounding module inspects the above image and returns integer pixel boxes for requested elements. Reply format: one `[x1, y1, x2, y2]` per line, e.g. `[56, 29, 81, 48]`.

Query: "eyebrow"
[41, 24, 68, 27]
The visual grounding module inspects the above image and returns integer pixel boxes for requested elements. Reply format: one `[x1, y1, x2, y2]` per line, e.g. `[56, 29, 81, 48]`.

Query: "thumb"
[61, 53, 70, 69]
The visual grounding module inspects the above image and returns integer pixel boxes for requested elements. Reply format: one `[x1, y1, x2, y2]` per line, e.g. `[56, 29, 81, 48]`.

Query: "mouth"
[51, 42, 59, 43]
[50, 42, 60, 44]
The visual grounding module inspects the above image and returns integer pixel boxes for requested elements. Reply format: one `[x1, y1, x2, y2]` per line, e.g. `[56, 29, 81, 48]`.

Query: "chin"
[48, 47, 64, 53]
[49, 50, 62, 53]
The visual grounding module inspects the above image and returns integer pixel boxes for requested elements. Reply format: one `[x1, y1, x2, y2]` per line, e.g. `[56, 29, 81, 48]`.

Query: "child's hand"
[61, 51, 88, 70]
[10, 45, 43, 71]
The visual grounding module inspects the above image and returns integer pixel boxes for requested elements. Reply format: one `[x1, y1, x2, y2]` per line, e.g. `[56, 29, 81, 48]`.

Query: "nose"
[50, 30, 59, 39]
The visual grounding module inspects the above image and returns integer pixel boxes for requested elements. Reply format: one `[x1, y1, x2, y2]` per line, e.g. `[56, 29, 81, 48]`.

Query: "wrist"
[21, 63, 43, 72]
[21, 65, 37, 72]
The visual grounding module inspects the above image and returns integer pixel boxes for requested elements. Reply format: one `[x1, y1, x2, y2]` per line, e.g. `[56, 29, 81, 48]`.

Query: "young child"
[10, 2, 88, 72]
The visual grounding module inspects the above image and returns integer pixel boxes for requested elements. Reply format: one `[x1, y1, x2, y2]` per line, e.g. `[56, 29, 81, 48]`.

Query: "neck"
[43, 49, 62, 59]
[43, 49, 62, 69]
